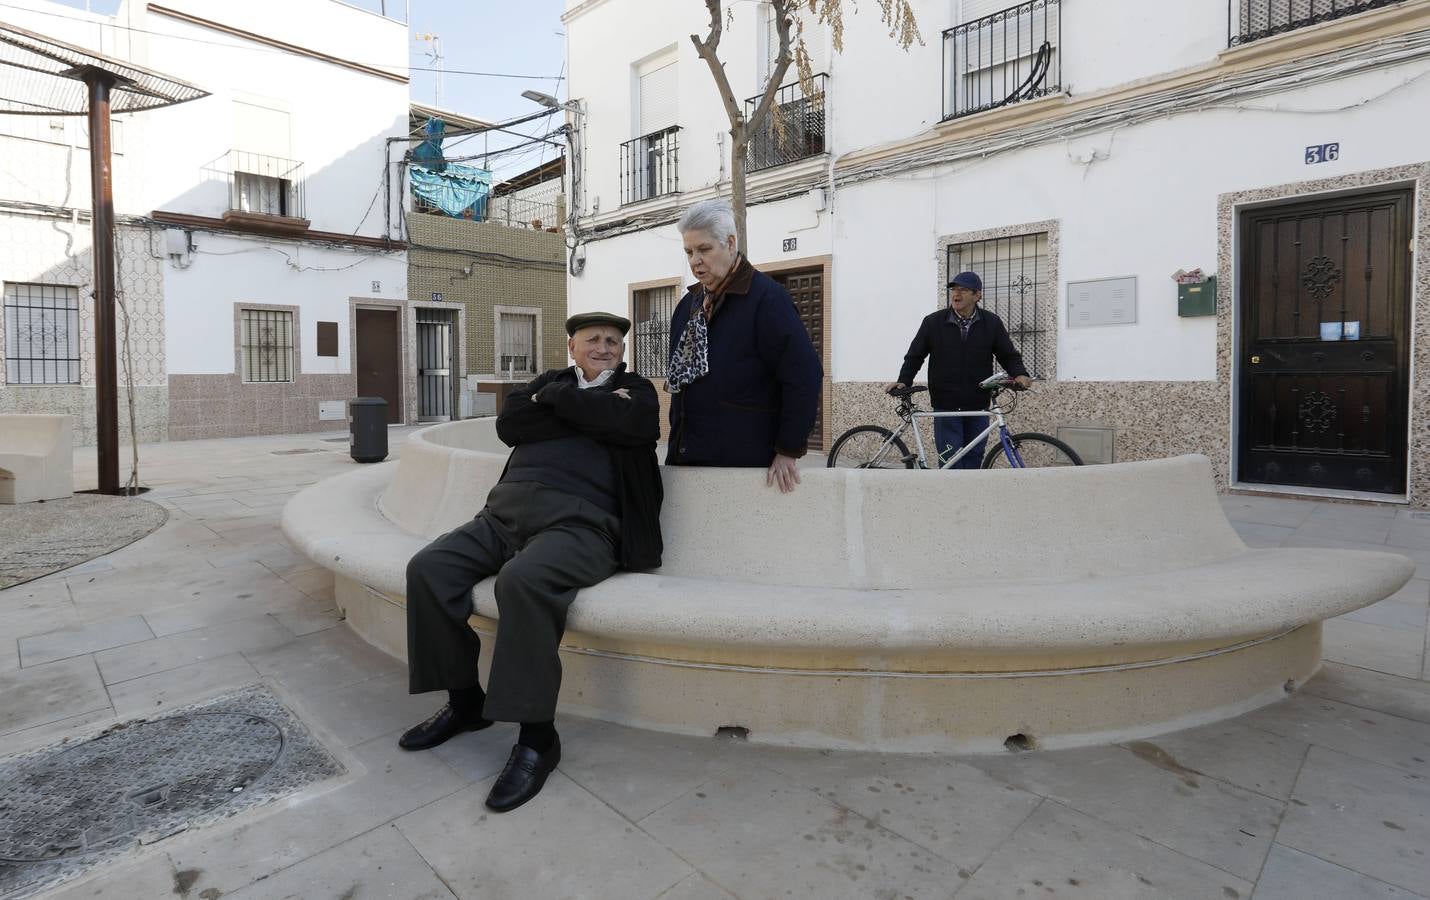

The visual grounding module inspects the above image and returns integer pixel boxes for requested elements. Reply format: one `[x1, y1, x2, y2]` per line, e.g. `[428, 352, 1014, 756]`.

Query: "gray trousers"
[405, 481, 619, 723]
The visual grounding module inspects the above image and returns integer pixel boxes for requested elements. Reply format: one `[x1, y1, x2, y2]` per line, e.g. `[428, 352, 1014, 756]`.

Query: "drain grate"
[0, 685, 344, 899]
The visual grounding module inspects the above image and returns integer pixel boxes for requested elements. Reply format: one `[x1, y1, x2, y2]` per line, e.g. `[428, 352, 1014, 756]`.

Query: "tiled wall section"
[167, 373, 355, 441]
[0, 216, 168, 444]
[406, 214, 568, 377]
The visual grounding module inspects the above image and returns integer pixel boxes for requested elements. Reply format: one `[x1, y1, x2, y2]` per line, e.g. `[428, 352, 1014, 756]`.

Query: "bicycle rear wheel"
[827, 425, 914, 469]
[982, 432, 1084, 469]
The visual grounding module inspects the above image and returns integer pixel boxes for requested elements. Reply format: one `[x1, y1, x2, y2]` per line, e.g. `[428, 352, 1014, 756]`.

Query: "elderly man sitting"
[399, 311, 663, 812]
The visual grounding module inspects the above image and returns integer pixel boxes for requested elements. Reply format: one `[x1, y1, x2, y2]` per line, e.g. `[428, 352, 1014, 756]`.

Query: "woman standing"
[665, 200, 822, 492]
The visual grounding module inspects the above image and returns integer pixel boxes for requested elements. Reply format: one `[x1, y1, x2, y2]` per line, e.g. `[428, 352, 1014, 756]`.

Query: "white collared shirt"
[574, 366, 616, 389]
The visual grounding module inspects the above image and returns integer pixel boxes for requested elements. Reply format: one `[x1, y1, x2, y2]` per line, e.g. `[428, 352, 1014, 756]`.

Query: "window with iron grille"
[945, 232, 1053, 378]
[497, 311, 537, 378]
[235, 172, 295, 217]
[942, 0, 1061, 122]
[631, 284, 679, 378]
[1229, 0, 1405, 45]
[3, 283, 81, 385]
[240, 308, 294, 383]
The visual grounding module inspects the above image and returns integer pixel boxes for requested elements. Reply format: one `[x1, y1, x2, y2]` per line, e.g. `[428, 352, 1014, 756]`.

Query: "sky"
[46, 0, 569, 181]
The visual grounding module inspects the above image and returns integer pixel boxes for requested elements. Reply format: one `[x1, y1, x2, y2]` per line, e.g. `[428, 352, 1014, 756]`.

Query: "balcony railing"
[221, 150, 307, 232]
[942, 0, 1061, 122]
[619, 125, 681, 206]
[1229, 0, 1406, 45]
[745, 73, 828, 173]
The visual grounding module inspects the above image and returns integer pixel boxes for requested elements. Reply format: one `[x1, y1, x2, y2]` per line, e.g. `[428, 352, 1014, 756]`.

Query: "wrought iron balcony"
[1229, 0, 1406, 45]
[221, 150, 307, 234]
[942, 0, 1061, 122]
[619, 125, 681, 206]
[745, 73, 828, 173]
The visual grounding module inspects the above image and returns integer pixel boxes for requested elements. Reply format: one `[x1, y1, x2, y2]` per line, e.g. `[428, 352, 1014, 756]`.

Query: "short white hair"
[677, 199, 736, 245]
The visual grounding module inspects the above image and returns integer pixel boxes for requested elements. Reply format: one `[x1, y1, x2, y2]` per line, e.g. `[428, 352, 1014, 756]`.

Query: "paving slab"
[1387, 517, 1430, 552]
[639, 764, 960, 900]
[224, 824, 456, 900]
[18, 614, 154, 666]
[967, 742, 1282, 880]
[1322, 618, 1426, 678]
[397, 774, 691, 900]
[0, 578, 79, 640]
[1339, 586, 1430, 631]
[0, 655, 110, 737]
[1230, 521, 1295, 548]
[656, 873, 738, 900]
[301, 670, 445, 748]
[957, 801, 1254, 899]
[1301, 663, 1430, 727]
[139, 580, 314, 637]
[243, 624, 403, 700]
[1277, 747, 1430, 895]
[39, 852, 179, 900]
[1119, 716, 1310, 800]
[1251, 844, 1425, 900]
[1238, 694, 1430, 778]
[94, 614, 295, 684]
[106, 652, 263, 717]
[757, 744, 1043, 873]
[165, 728, 467, 898]
[1219, 496, 1316, 529]
[553, 717, 750, 822]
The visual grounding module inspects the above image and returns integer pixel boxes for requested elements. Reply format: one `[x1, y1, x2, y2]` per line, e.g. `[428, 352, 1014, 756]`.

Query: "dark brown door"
[772, 267, 826, 450]
[356, 308, 402, 424]
[1238, 189, 1411, 494]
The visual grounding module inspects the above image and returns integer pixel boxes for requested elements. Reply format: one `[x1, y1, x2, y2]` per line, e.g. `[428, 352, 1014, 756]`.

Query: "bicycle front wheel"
[827, 425, 914, 469]
[983, 432, 1084, 469]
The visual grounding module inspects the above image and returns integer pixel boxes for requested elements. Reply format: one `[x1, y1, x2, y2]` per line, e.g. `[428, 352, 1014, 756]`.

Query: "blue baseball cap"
[949, 271, 983, 293]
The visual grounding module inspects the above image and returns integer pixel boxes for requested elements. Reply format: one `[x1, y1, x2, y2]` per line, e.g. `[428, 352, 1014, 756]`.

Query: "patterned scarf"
[666, 257, 742, 394]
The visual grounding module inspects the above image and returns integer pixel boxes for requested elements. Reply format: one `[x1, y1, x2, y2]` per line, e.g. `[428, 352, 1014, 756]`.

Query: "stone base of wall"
[0, 385, 168, 446]
[833, 380, 1232, 491]
[167, 374, 355, 440]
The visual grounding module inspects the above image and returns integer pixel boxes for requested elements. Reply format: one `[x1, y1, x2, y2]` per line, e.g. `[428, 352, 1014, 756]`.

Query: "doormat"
[0, 684, 345, 899]
[0, 494, 167, 589]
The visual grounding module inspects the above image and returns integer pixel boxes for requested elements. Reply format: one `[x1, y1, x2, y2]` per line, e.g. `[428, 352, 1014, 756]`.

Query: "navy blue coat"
[666, 258, 822, 467]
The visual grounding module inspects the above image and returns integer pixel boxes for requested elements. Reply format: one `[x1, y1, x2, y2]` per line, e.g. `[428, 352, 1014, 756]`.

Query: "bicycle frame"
[876, 403, 1024, 469]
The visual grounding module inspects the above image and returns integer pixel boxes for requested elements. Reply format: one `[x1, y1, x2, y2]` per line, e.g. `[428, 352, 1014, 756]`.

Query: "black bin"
[349, 397, 389, 463]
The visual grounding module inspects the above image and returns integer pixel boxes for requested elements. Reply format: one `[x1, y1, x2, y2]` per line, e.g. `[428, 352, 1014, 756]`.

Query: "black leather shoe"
[397, 704, 492, 751]
[485, 737, 561, 812]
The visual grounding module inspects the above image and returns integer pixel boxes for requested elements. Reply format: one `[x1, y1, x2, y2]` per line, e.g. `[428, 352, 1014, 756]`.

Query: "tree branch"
[690, 0, 745, 138]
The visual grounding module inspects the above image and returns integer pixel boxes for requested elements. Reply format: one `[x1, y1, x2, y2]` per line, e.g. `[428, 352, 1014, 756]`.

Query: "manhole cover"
[0, 686, 343, 898]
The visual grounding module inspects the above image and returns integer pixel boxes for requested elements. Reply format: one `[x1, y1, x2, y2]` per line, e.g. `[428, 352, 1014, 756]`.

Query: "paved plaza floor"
[2, 430, 1428, 899]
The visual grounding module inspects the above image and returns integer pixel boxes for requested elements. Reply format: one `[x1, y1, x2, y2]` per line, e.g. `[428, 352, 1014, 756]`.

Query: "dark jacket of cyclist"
[894, 303, 1029, 412]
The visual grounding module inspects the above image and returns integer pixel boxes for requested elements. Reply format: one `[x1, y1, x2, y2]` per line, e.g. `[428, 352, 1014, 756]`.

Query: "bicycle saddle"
[887, 385, 928, 399]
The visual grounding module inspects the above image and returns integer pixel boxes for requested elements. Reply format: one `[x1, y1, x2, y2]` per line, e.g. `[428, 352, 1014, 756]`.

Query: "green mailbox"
[1178, 277, 1216, 317]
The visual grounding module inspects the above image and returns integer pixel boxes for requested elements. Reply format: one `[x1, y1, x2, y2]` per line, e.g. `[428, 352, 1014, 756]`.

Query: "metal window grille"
[946, 232, 1053, 379]
[745, 74, 828, 173]
[619, 126, 681, 206]
[240, 309, 294, 383]
[3, 282, 80, 385]
[498, 312, 537, 377]
[1229, 0, 1405, 45]
[632, 285, 678, 378]
[227, 151, 305, 218]
[942, 0, 1061, 122]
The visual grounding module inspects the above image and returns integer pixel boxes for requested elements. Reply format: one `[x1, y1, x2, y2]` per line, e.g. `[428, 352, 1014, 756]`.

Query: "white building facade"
[0, 0, 411, 444]
[563, 0, 1430, 507]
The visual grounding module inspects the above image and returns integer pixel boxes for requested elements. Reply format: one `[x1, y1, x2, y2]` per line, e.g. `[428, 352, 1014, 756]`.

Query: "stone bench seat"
[283, 418, 1414, 752]
[0, 414, 74, 504]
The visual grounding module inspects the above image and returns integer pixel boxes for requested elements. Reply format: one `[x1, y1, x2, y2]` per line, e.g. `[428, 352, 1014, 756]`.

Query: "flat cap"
[565, 311, 632, 336]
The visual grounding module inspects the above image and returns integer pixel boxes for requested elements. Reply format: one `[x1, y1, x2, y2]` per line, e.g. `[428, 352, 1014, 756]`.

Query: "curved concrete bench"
[283, 418, 1414, 753]
[0, 414, 73, 504]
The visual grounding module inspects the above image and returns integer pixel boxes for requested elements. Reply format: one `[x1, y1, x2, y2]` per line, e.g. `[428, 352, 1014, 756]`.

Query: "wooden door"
[1238, 189, 1411, 494]
[772, 268, 825, 450]
[356, 308, 402, 424]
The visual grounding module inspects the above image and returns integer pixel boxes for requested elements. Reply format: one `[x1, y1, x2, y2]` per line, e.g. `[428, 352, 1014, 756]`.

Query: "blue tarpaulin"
[410, 162, 491, 219]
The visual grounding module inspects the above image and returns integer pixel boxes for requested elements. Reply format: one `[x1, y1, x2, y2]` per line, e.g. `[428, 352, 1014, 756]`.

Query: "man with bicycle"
[885, 271, 1032, 469]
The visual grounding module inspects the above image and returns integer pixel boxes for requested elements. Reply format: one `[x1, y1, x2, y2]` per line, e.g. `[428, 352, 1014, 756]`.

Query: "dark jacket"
[666, 258, 823, 467]
[895, 307, 1029, 411]
[495, 364, 664, 570]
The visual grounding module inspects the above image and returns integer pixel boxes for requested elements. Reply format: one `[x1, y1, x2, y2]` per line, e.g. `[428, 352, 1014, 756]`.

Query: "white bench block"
[0, 414, 74, 504]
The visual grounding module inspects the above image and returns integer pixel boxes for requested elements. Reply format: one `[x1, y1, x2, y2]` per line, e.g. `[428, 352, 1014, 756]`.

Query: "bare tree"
[690, 0, 921, 253]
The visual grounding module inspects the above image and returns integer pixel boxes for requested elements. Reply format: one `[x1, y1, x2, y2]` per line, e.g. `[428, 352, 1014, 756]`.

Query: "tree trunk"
[731, 125, 748, 254]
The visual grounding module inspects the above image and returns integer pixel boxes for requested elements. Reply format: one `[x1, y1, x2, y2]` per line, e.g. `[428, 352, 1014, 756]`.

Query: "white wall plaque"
[318, 400, 346, 421]
[1067, 276, 1137, 327]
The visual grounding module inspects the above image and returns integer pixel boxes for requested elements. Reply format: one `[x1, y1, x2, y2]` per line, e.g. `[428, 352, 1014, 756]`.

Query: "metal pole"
[84, 69, 120, 494]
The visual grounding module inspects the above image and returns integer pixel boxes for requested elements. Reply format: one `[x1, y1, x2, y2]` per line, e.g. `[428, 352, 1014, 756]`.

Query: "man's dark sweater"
[504, 435, 618, 515]
[895, 307, 1029, 411]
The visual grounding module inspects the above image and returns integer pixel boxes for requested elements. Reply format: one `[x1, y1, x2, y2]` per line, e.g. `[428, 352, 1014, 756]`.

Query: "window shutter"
[638, 63, 677, 136]
[764, 4, 828, 86]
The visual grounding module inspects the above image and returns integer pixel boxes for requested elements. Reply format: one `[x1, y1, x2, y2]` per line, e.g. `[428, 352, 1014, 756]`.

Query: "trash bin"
[349, 397, 388, 463]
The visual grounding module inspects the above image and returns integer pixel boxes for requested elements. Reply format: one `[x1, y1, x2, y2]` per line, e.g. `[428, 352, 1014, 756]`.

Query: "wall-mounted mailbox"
[1178, 277, 1216, 317]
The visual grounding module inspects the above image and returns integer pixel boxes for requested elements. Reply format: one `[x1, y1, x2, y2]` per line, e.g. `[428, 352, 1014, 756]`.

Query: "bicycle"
[826, 374, 1084, 469]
